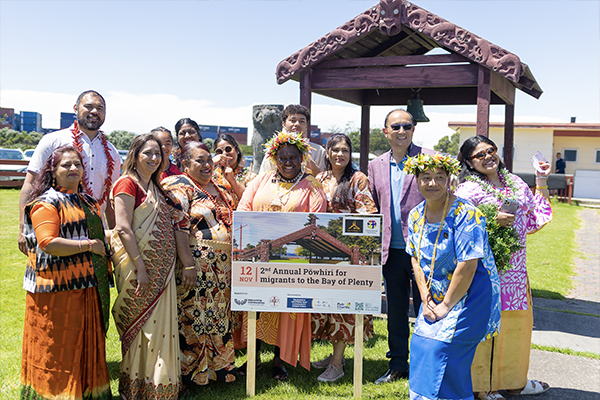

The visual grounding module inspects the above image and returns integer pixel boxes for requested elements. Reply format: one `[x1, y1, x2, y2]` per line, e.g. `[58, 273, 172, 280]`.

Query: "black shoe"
[374, 369, 409, 385]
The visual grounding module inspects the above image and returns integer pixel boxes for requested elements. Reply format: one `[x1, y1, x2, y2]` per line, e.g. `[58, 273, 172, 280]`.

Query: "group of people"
[18, 90, 553, 400]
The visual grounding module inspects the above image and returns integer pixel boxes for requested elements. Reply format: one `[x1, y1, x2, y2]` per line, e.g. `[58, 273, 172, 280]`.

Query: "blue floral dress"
[406, 197, 501, 400]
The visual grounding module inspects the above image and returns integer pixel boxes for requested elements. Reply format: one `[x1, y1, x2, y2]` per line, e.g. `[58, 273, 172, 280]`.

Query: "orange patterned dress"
[311, 171, 377, 344]
[234, 171, 327, 370]
[163, 173, 237, 385]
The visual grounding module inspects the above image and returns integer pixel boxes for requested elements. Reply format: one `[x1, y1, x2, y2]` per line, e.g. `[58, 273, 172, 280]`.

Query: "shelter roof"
[276, 0, 542, 99]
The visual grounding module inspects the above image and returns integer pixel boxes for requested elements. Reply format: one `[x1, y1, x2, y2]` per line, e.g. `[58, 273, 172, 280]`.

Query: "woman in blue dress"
[403, 154, 501, 400]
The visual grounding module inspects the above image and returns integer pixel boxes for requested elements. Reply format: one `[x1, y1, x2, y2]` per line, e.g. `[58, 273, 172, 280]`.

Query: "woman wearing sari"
[235, 130, 328, 380]
[162, 141, 238, 386]
[212, 133, 256, 205]
[111, 134, 196, 400]
[21, 145, 111, 400]
[455, 136, 552, 400]
[403, 154, 501, 400]
[311, 133, 377, 383]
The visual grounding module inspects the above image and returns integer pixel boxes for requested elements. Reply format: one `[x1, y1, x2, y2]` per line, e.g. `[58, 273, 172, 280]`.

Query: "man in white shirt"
[18, 90, 121, 254]
[258, 104, 326, 176]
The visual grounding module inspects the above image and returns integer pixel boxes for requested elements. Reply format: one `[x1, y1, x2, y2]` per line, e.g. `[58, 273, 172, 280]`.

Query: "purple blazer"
[368, 145, 436, 265]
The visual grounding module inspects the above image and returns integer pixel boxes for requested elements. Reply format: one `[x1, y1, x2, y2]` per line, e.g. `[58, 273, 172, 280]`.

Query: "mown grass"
[0, 189, 585, 398]
[527, 198, 581, 299]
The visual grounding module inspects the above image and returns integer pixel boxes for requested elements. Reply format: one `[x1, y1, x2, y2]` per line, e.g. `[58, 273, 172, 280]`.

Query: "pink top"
[455, 175, 552, 311]
[238, 171, 327, 213]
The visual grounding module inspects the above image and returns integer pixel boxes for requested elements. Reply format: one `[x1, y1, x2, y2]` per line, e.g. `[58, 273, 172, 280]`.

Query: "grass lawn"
[0, 189, 583, 398]
[527, 198, 581, 299]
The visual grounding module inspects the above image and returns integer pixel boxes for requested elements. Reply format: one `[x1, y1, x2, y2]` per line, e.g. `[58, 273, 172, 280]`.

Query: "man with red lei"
[18, 90, 121, 254]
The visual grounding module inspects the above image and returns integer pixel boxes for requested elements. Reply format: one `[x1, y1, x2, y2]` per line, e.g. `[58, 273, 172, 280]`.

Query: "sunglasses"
[215, 146, 233, 155]
[470, 146, 497, 160]
[389, 123, 413, 131]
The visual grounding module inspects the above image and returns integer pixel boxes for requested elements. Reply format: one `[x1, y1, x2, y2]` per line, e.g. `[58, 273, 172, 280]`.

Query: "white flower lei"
[465, 168, 520, 203]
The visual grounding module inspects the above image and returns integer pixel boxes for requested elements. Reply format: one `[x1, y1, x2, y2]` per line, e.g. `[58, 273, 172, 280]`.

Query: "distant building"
[450, 121, 600, 199]
[60, 112, 76, 129]
[20, 111, 42, 133]
[197, 124, 249, 145]
[0, 108, 16, 130]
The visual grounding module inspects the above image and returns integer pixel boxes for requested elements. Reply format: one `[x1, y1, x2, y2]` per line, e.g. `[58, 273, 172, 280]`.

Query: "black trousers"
[382, 248, 422, 372]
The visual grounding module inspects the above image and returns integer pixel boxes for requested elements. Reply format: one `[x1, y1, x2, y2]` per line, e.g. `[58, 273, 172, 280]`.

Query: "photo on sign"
[232, 211, 383, 266]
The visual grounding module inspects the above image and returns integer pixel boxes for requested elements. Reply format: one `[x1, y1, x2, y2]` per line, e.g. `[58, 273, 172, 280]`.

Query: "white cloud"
[1, 89, 567, 151]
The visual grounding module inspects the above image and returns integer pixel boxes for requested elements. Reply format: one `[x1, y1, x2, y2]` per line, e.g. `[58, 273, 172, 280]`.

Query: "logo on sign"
[344, 218, 363, 234]
[270, 296, 280, 307]
[366, 220, 377, 229]
[336, 302, 351, 310]
[234, 298, 248, 305]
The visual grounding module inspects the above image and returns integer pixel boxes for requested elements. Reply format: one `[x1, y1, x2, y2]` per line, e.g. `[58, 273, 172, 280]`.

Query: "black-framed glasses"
[389, 123, 413, 131]
[470, 146, 497, 160]
[215, 146, 233, 155]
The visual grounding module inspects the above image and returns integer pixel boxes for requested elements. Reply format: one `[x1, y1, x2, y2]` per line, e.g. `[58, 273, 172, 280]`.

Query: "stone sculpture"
[251, 104, 283, 174]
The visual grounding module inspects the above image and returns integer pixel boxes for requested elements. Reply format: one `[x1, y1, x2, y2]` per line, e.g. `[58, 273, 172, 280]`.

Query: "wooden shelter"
[276, 0, 542, 172]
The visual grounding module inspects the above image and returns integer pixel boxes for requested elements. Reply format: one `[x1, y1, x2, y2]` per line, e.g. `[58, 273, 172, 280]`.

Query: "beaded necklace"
[271, 171, 304, 207]
[465, 168, 519, 203]
[233, 165, 248, 183]
[71, 121, 115, 207]
[416, 192, 450, 291]
[185, 173, 233, 228]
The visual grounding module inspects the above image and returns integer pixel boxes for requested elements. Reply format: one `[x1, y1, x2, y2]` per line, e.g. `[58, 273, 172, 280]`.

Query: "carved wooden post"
[476, 66, 491, 137]
[504, 104, 515, 172]
[300, 69, 313, 113]
[259, 240, 270, 262]
[360, 105, 371, 174]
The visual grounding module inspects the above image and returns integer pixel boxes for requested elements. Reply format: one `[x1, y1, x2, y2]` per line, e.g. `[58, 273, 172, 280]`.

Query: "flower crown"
[264, 130, 312, 163]
[403, 153, 461, 176]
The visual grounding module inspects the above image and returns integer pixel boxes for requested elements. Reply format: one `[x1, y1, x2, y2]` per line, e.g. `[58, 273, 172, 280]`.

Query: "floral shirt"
[455, 174, 552, 311]
[316, 171, 377, 214]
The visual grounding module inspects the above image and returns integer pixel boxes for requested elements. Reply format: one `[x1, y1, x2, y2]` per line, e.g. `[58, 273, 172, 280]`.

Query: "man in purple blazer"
[368, 109, 435, 384]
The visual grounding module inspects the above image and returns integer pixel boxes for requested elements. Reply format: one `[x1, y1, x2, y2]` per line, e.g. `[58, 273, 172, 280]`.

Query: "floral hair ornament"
[403, 153, 461, 176]
[264, 130, 312, 164]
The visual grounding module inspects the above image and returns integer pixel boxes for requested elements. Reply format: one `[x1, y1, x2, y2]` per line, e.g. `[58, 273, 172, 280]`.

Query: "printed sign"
[231, 211, 383, 314]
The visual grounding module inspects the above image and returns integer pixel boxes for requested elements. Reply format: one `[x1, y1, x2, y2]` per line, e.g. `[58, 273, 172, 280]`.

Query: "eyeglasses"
[215, 146, 233, 155]
[470, 146, 497, 160]
[389, 123, 413, 131]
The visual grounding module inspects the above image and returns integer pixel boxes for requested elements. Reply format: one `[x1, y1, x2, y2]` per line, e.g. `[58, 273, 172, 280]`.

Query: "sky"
[1, 1, 599, 149]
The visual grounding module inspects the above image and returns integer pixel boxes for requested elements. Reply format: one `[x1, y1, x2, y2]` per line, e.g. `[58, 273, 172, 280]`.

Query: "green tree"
[0, 128, 43, 149]
[204, 138, 214, 151]
[347, 128, 390, 155]
[106, 130, 136, 150]
[270, 245, 288, 258]
[434, 132, 459, 155]
[239, 144, 253, 155]
[294, 246, 311, 258]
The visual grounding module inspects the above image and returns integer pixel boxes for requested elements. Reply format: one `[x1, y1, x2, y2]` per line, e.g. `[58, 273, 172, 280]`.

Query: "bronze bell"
[406, 92, 430, 123]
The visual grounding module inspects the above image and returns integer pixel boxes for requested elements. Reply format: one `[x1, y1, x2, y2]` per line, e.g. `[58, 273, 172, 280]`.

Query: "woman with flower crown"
[162, 141, 238, 387]
[234, 130, 327, 381]
[404, 153, 501, 400]
[455, 136, 552, 400]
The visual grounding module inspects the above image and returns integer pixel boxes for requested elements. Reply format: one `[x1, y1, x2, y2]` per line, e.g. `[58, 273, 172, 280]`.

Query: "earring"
[51, 176, 56, 187]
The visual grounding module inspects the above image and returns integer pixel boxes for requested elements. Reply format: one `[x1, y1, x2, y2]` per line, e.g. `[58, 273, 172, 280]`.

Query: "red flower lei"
[184, 173, 233, 228]
[71, 121, 115, 206]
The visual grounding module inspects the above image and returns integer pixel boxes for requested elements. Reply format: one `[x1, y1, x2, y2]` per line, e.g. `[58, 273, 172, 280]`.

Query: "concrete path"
[526, 207, 600, 399]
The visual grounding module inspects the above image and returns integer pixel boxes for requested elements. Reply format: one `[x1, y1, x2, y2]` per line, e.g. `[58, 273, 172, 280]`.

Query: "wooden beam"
[476, 66, 491, 137]
[312, 89, 365, 106]
[312, 64, 479, 90]
[314, 53, 469, 69]
[354, 87, 506, 106]
[300, 69, 312, 111]
[360, 105, 370, 174]
[490, 71, 515, 105]
[504, 104, 515, 172]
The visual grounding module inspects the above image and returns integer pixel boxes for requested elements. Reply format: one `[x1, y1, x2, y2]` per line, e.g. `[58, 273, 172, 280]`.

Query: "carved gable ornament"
[276, 0, 523, 85]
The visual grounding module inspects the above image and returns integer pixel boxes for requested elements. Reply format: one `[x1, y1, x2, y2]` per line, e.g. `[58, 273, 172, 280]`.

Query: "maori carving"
[378, 0, 403, 36]
[251, 105, 283, 174]
[276, 0, 525, 86]
[402, 2, 522, 82]
[276, 6, 380, 84]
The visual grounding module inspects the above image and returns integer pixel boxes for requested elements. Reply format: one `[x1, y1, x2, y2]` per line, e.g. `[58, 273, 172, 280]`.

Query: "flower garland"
[477, 203, 524, 273]
[464, 168, 520, 203]
[403, 153, 461, 176]
[71, 121, 115, 207]
[264, 130, 312, 164]
[233, 165, 249, 183]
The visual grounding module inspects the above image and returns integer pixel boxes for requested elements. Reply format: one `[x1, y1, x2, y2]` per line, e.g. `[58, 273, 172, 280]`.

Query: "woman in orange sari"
[235, 130, 327, 380]
[21, 145, 111, 400]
